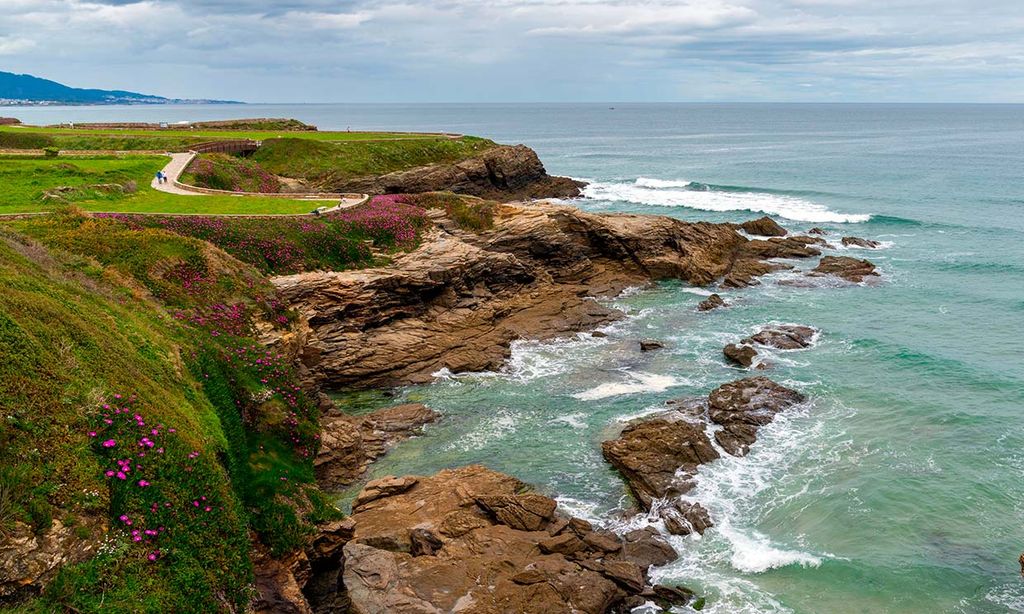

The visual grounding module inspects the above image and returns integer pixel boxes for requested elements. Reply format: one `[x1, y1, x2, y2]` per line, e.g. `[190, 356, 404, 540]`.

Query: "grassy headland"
[251, 136, 496, 187]
[0, 210, 341, 611]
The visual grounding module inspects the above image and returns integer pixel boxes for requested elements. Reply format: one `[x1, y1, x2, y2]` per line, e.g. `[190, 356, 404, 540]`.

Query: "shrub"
[43, 147, 60, 158]
[407, 191, 496, 231]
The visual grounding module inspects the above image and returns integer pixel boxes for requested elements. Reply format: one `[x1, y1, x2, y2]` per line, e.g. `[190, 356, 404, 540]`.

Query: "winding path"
[151, 152, 200, 195]
[150, 151, 368, 212]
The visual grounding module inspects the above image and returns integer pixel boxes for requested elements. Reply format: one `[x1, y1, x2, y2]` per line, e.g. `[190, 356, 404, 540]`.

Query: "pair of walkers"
[155, 170, 168, 184]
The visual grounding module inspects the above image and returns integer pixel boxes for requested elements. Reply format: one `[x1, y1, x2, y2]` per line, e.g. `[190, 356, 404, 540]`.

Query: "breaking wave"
[581, 177, 870, 224]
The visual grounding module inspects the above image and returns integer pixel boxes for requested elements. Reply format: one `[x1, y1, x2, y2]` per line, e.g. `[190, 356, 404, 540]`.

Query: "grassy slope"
[0, 157, 317, 215]
[251, 136, 498, 185]
[0, 213, 336, 612]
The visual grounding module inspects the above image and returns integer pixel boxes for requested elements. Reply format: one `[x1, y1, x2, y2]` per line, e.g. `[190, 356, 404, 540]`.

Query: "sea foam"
[582, 178, 870, 224]
[572, 371, 681, 401]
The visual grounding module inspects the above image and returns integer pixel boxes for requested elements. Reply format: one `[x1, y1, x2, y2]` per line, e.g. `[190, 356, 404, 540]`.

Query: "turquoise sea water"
[14, 103, 1024, 612]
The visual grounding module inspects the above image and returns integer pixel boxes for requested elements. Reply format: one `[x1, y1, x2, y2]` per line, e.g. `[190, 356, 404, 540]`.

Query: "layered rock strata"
[274, 206, 839, 390]
[342, 465, 692, 614]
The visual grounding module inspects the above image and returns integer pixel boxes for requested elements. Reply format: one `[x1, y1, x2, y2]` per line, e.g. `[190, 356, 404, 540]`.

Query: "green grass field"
[0, 156, 322, 215]
[0, 124, 455, 152]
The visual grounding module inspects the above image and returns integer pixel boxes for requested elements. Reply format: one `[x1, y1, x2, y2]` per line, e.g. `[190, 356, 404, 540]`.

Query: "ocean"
[13, 102, 1024, 613]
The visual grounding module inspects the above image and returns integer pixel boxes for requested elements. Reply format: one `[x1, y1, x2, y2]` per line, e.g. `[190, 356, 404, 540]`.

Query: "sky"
[2, 0, 1024, 103]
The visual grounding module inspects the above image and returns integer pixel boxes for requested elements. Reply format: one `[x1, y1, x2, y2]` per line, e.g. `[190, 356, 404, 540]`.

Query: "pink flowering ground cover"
[182, 153, 282, 193]
[2, 210, 339, 611]
[98, 195, 429, 274]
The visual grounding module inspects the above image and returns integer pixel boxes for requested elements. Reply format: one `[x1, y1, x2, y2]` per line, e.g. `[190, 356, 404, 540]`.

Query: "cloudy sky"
[2, 0, 1023, 102]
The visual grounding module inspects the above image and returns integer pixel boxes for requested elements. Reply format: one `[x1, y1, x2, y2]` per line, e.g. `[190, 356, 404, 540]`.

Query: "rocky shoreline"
[253, 202, 882, 612]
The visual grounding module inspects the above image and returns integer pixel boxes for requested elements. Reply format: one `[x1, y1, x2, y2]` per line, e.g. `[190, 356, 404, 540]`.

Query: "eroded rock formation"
[274, 206, 837, 390]
[315, 403, 439, 489]
[602, 377, 805, 535]
[342, 465, 692, 614]
[324, 145, 585, 201]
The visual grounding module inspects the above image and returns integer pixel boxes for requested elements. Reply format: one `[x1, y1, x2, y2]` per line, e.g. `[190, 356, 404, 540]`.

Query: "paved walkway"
[150, 151, 367, 211]
[152, 152, 200, 195]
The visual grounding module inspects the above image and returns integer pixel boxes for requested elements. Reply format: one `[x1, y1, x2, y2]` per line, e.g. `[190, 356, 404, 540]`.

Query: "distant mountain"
[0, 70, 239, 105]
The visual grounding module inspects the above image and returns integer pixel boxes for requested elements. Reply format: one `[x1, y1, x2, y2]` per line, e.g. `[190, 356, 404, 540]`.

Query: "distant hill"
[0, 70, 239, 105]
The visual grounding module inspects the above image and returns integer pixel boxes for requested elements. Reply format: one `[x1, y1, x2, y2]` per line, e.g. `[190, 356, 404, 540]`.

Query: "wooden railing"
[189, 140, 261, 155]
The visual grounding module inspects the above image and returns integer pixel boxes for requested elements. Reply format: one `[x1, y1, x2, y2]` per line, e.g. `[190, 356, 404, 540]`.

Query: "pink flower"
[88, 431, 97, 437]
[138, 480, 150, 487]
[102, 439, 117, 448]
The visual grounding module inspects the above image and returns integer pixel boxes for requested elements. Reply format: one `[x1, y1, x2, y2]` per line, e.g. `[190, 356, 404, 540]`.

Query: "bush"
[407, 191, 496, 231]
[43, 147, 60, 158]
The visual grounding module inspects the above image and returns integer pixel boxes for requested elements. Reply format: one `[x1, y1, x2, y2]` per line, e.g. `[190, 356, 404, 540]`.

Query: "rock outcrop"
[0, 519, 105, 602]
[841, 236, 881, 249]
[723, 324, 817, 368]
[253, 518, 356, 614]
[697, 293, 727, 311]
[739, 216, 787, 237]
[811, 255, 879, 282]
[315, 403, 439, 489]
[342, 465, 693, 614]
[324, 145, 585, 201]
[602, 377, 805, 534]
[275, 203, 829, 389]
[708, 377, 806, 456]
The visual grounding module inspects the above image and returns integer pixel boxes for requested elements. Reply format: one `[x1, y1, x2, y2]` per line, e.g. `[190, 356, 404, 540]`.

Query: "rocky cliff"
[321, 145, 585, 201]
[273, 202, 830, 390]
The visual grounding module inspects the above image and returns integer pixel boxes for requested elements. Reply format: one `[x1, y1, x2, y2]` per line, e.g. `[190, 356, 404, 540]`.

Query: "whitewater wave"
[573, 371, 681, 401]
[582, 178, 870, 224]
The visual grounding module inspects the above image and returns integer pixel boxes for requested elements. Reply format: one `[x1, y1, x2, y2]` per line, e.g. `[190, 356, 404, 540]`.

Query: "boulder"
[841, 236, 881, 249]
[811, 255, 879, 283]
[739, 216, 787, 237]
[697, 293, 727, 311]
[0, 518, 104, 602]
[748, 324, 816, 350]
[723, 343, 758, 367]
[639, 339, 665, 351]
[808, 227, 827, 235]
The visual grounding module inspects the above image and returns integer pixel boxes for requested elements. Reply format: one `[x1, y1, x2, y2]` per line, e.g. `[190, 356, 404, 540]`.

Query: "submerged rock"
[697, 293, 727, 311]
[723, 324, 817, 368]
[343, 465, 686, 614]
[640, 339, 665, 351]
[841, 236, 881, 249]
[739, 216, 787, 237]
[811, 255, 879, 283]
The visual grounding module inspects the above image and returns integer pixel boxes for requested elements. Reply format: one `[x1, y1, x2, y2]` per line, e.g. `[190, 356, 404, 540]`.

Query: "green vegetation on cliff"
[0, 211, 338, 612]
[251, 136, 497, 186]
